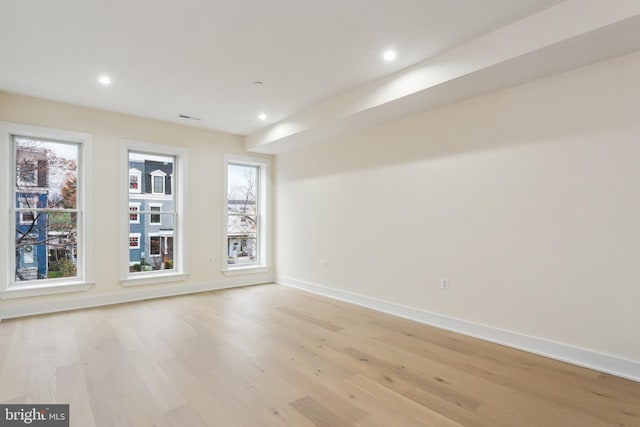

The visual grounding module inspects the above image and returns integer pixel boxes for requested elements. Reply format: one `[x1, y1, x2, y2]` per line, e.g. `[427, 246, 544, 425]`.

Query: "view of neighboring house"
[128, 157, 174, 271]
[226, 162, 259, 265]
[15, 141, 78, 281]
[15, 184, 48, 280]
[227, 198, 257, 264]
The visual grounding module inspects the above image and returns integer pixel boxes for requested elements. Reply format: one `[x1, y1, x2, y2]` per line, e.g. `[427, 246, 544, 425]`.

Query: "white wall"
[276, 51, 640, 366]
[0, 92, 274, 317]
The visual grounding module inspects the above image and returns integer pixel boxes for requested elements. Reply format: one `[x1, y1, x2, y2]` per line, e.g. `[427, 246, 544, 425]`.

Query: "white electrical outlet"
[321, 259, 327, 268]
[440, 277, 449, 290]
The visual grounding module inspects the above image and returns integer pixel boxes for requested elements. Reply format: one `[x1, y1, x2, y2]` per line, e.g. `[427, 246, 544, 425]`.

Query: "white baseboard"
[277, 275, 640, 383]
[0, 274, 275, 320]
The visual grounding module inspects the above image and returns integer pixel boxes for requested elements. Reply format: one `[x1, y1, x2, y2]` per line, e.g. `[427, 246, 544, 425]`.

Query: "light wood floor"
[0, 284, 639, 426]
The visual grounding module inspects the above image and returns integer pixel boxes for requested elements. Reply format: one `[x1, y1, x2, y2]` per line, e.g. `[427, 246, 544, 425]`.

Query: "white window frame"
[150, 170, 167, 195]
[222, 154, 270, 275]
[0, 122, 94, 299]
[120, 139, 189, 286]
[129, 202, 141, 224]
[129, 168, 142, 193]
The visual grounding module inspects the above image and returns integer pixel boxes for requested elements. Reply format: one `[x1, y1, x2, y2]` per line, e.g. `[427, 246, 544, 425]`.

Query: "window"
[19, 197, 38, 224]
[121, 139, 187, 285]
[129, 233, 141, 249]
[1, 121, 93, 297]
[150, 170, 167, 195]
[149, 204, 161, 225]
[15, 138, 79, 283]
[149, 235, 161, 256]
[223, 155, 269, 272]
[128, 155, 173, 274]
[129, 168, 142, 193]
[129, 202, 141, 223]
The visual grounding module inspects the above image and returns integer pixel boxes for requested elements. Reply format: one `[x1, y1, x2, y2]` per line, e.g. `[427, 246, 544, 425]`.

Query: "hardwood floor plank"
[25, 317, 58, 403]
[126, 349, 189, 412]
[277, 306, 345, 332]
[85, 376, 133, 427]
[0, 317, 35, 402]
[290, 396, 353, 427]
[57, 364, 97, 427]
[54, 313, 81, 368]
[164, 405, 208, 427]
[346, 373, 464, 427]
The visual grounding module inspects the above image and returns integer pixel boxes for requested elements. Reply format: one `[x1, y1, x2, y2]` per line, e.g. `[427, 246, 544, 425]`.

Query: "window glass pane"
[227, 163, 260, 266]
[14, 137, 80, 283]
[150, 206, 161, 224]
[15, 138, 78, 209]
[226, 212, 258, 265]
[153, 176, 164, 193]
[227, 234, 257, 265]
[18, 196, 39, 223]
[129, 204, 140, 223]
[149, 236, 161, 255]
[15, 243, 53, 281]
[15, 214, 79, 281]
[128, 151, 175, 274]
[129, 234, 140, 248]
[130, 174, 139, 190]
[228, 164, 258, 214]
[47, 214, 78, 279]
[227, 214, 257, 234]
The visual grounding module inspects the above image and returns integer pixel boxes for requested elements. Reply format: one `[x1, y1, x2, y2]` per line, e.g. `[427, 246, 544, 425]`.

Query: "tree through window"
[224, 155, 269, 271]
[13, 137, 80, 282]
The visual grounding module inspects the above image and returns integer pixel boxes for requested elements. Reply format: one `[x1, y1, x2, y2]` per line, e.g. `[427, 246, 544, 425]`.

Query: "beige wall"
[276, 51, 640, 363]
[0, 92, 273, 314]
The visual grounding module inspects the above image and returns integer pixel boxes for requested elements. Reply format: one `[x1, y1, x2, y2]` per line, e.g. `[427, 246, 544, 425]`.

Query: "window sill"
[0, 281, 95, 299]
[223, 265, 270, 276]
[120, 272, 190, 287]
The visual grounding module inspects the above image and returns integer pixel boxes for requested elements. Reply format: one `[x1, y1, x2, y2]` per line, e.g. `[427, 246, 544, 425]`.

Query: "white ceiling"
[0, 0, 562, 136]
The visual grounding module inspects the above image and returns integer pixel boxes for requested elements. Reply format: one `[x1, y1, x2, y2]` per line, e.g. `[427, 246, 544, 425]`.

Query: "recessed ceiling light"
[98, 75, 112, 85]
[258, 113, 267, 121]
[254, 81, 264, 86]
[383, 50, 397, 62]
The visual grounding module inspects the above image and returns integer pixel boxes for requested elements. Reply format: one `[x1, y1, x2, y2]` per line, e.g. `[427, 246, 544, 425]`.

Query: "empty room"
[1, 0, 640, 426]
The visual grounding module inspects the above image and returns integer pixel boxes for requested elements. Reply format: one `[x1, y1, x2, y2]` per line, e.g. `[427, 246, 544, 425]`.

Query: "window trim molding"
[0, 281, 95, 299]
[0, 121, 93, 297]
[222, 153, 270, 274]
[120, 139, 189, 284]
